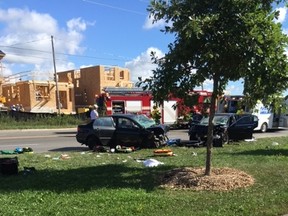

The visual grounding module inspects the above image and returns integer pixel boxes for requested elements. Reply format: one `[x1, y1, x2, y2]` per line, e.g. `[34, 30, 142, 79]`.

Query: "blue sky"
[0, 0, 287, 96]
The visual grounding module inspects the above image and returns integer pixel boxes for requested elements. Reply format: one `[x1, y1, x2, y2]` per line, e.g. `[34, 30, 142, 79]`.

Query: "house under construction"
[1, 80, 75, 114]
[0, 65, 134, 114]
[57, 65, 134, 110]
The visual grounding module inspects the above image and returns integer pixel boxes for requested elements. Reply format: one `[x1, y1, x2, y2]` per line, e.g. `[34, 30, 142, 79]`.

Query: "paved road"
[0, 128, 287, 153]
[168, 128, 288, 141]
[0, 128, 85, 153]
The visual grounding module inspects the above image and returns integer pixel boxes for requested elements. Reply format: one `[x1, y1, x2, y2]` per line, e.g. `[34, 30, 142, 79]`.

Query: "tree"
[139, 0, 288, 175]
[151, 105, 161, 124]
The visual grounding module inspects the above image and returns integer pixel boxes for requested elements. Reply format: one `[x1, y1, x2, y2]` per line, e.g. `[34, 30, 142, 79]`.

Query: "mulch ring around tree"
[158, 167, 255, 191]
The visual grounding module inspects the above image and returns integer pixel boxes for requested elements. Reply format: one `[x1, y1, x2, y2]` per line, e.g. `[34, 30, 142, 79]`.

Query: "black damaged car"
[188, 113, 258, 147]
[76, 114, 169, 150]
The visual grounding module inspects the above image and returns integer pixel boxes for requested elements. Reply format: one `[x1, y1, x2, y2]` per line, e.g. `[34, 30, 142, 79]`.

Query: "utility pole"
[51, 35, 61, 115]
[0, 50, 5, 77]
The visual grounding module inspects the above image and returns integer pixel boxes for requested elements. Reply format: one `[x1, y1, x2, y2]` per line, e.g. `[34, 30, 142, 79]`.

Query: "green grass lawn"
[0, 114, 83, 130]
[1, 136, 288, 216]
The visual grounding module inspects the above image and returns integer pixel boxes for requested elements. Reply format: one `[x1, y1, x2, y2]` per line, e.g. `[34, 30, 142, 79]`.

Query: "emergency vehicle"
[102, 87, 212, 126]
[217, 95, 288, 132]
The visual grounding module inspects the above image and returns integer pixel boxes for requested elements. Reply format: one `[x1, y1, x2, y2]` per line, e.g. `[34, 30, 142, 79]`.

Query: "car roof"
[214, 113, 234, 117]
[215, 113, 252, 117]
[95, 114, 135, 118]
[111, 114, 136, 117]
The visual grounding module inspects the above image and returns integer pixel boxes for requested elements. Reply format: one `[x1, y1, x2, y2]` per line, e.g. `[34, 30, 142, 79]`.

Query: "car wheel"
[87, 136, 98, 150]
[153, 134, 169, 148]
[222, 132, 229, 144]
[163, 135, 169, 144]
[153, 137, 161, 148]
[154, 141, 160, 148]
[213, 138, 223, 147]
[189, 133, 197, 141]
[260, 123, 268, 133]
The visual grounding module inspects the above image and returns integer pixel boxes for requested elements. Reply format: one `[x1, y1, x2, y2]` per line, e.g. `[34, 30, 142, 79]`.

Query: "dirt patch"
[159, 167, 255, 191]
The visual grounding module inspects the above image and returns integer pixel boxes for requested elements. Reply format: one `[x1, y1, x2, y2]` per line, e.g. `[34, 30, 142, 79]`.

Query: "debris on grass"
[60, 154, 71, 159]
[244, 138, 256, 142]
[153, 149, 174, 156]
[143, 159, 164, 167]
[52, 154, 71, 160]
[272, 142, 279, 146]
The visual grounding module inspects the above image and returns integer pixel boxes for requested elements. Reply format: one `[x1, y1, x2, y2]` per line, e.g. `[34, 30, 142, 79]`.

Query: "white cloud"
[0, 63, 13, 77]
[125, 49, 245, 95]
[275, 7, 287, 23]
[0, 8, 88, 81]
[80, 64, 94, 69]
[143, 14, 167, 29]
[125, 47, 164, 83]
[224, 80, 244, 95]
[0, 8, 57, 34]
[67, 17, 87, 32]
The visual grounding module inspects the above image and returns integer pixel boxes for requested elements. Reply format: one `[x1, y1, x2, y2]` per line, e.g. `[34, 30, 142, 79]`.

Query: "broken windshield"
[200, 115, 230, 126]
[130, 114, 156, 128]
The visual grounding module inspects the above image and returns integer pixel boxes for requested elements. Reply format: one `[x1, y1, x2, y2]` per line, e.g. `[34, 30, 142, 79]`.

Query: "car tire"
[152, 137, 161, 148]
[189, 134, 197, 141]
[87, 136, 98, 150]
[152, 134, 169, 148]
[154, 141, 160, 148]
[222, 132, 229, 144]
[163, 135, 169, 143]
[260, 123, 268, 133]
[213, 138, 223, 147]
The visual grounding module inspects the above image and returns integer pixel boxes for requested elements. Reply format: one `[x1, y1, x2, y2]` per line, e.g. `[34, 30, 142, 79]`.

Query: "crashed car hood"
[199, 123, 226, 127]
[191, 123, 226, 135]
[146, 124, 169, 134]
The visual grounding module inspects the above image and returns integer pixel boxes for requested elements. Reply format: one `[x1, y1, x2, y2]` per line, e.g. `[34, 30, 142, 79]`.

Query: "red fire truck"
[99, 87, 212, 126]
[104, 87, 151, 115]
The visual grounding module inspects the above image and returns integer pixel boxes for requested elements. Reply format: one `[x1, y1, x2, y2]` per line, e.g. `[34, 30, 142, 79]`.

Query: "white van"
[217, 96, 287, 132]
[252, 102, 274, 132]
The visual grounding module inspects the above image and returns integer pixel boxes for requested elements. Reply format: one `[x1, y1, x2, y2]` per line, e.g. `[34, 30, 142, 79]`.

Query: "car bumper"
[76, 134, 86, 144]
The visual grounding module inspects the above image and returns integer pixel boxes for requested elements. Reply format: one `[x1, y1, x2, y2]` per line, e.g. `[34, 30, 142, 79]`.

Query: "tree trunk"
[204, 77, 219, 176]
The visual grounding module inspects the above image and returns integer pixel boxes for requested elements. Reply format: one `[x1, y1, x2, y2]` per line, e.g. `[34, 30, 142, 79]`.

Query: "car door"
[228, 115, 255, 140]
[114, 117, 143, 147]
[93, 117, 116, 146]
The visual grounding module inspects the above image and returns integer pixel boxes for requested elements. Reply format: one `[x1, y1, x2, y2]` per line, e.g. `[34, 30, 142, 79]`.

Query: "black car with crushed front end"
[188, 113, 258, 147]
[76, 114, 169, 150]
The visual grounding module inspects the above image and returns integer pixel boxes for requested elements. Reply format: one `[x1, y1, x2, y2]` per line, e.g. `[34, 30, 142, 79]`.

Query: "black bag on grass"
[0, 157, 19, 175]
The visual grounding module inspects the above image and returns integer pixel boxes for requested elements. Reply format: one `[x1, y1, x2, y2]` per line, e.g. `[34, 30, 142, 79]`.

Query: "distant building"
[1, 80, 75, 114]
[0, 76, 4, 97]
[57, 65, 133, 109]
[0, 65, 133, 114]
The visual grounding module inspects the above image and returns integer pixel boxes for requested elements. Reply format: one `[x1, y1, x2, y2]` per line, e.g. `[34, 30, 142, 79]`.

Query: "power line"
[6, 50, 132, 63]
[1, 45, 153, 64]
[4, 70, 32, 78]
[7, 53, 52, 61]
[1, 45, 52, 55]
[8, 38, 50, 47]
[82, 0, 147, 16]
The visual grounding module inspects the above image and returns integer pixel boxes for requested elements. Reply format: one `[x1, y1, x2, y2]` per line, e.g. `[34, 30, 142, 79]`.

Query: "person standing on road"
[90, 104, 99, 121]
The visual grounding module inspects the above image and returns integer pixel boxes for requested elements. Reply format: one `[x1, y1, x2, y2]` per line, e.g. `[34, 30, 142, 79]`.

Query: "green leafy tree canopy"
[139, 0, 288, 175]
[140, 0, 288, 107]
